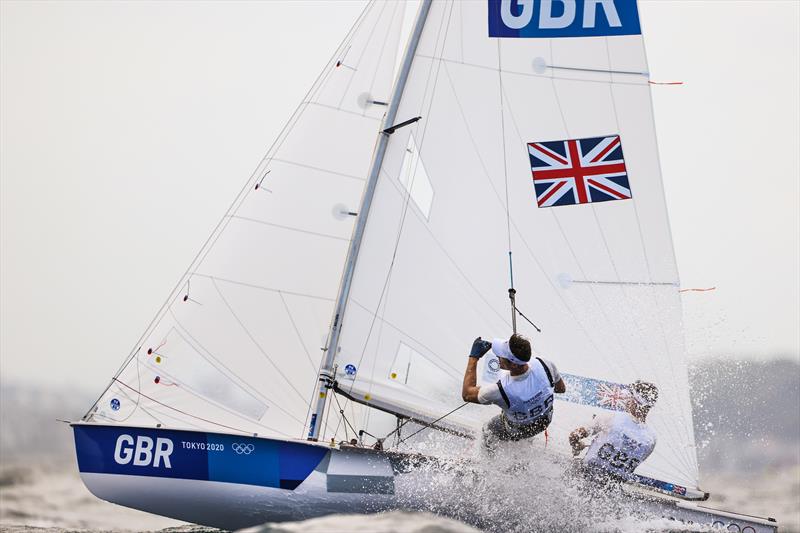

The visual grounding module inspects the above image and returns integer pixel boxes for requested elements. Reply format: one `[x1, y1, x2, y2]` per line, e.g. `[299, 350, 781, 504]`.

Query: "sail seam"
[301, 100, 383, 121]
[164, 319, 304, 424]
[211, 279, 312, 407]
[191, 273, 335, 302]
[268, 157, 367, 181]
[277, 291, 322, 376]
[227, 215, 351, 242]
[112, 378, 291, 438]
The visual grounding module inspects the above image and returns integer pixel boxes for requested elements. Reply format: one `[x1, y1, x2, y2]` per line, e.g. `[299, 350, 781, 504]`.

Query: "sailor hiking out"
[461, 334, 566, 450]
[569, 380, 659, 486]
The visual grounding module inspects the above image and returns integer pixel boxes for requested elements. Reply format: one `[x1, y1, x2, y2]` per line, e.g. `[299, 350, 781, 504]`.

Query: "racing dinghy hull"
[74, 423, 777, 531]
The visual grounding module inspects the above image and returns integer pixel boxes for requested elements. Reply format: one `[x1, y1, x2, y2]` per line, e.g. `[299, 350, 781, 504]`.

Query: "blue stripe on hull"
[74, 424, 327, 490]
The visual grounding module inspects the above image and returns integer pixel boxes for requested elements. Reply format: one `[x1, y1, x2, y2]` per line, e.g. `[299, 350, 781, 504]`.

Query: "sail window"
[398, 133, 434, 218]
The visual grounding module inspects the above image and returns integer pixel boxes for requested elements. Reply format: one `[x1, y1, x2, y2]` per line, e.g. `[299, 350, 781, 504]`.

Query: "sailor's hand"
[571, 441, 586, 457]
[469, 337, 492, 358]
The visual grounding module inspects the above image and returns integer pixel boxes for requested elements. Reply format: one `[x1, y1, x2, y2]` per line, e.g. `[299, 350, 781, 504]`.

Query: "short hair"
[508, 334, 532, 362]
[631, 380, 659, 407]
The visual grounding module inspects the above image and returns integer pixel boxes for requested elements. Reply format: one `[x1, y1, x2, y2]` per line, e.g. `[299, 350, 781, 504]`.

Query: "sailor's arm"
[462, 337, 491, 403]
[570, 414, 612, 456]
[462, 357, 480, 403]
[554, 378, 566, 393]
[569, 427, 590, 455]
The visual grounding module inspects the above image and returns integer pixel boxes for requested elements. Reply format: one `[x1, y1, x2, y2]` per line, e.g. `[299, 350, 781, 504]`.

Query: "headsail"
[83, 1, 406, 441]
[331, 0, 699, 489]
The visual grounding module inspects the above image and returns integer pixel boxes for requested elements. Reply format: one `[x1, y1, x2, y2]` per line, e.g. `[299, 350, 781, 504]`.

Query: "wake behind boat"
[73, 1, 778, 531]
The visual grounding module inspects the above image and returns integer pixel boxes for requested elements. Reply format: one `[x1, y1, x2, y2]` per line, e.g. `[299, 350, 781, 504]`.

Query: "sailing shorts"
[482, 413, 549, 450]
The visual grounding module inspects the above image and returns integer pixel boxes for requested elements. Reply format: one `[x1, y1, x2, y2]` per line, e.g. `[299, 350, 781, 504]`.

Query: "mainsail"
[331, 0, 699, 489]
[84, 2, 407, 440]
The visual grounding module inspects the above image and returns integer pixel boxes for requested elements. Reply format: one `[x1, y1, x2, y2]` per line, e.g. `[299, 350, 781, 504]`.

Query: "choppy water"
[2, 452, 797, 533]
[1, 358, 798, 532]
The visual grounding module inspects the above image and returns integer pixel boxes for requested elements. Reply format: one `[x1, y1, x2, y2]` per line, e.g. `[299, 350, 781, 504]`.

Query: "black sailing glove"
[469, 337, 492, 359]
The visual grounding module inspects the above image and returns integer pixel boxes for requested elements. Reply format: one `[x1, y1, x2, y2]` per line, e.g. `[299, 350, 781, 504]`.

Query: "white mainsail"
[332, 0, 699, 489]
[85, 1, 406, 440]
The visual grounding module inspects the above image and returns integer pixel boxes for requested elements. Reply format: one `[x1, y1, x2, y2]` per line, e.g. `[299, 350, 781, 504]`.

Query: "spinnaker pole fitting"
[508, 288, 517, 334]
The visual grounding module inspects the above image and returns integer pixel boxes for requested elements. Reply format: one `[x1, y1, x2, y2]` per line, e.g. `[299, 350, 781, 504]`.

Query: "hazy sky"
[1, 1, 798, 389]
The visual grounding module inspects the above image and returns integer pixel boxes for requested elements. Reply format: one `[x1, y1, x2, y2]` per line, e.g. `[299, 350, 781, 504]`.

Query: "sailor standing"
[461, 334, 566, 450]
[568, 380, 659, 484]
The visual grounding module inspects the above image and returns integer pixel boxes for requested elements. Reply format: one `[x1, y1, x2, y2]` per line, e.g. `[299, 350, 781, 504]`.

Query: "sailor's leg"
[481, 414, 511, 455]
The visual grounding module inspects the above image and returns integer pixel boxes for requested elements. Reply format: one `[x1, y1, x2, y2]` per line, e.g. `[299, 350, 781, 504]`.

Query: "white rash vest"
[582, 411, 657, 478]
[477, 358, 560, 425]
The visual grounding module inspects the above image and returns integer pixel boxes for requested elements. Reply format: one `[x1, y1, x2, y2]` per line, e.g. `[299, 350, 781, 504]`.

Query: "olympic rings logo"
[231, 443, 255, 455]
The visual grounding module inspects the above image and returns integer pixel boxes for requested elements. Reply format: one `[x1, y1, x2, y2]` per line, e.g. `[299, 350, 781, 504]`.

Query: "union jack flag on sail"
[528, 135, 632, 208]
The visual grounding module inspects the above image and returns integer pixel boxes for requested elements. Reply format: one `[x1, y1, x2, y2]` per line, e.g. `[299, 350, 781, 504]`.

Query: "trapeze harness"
[488, 357, 555, 441]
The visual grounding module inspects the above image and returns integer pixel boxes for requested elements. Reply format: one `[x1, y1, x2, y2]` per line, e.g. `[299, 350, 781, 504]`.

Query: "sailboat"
[72, 1, 778, 531]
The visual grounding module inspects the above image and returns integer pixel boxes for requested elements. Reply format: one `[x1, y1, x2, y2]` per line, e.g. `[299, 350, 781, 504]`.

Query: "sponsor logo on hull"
[74, 425, 327, 490]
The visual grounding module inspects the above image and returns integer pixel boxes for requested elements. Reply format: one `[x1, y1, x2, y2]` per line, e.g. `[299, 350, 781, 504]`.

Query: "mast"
[307, 0, 433, 440]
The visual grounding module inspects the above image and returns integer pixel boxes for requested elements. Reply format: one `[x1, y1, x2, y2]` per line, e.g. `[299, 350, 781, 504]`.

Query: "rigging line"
[98, 377, 157, 425]
[227, 215, 351, 243]
[513, 305, 541, 333]
[602, 40, 695, 470]
[345, 0, 457, 406]
[497, 38, 513, 275]
[86, 0, 378, 421]
[381, 415, 414, 444]
[112, 378, 291, 438]
[365, 0, 404, 111]
[277, 291, 320, 376]
[393, 402, 468, 448]
[210, 279, 310, 406]
[336, 0, 390, 109]
[333, 392, 359, 440]
[193, 274, 335, 302]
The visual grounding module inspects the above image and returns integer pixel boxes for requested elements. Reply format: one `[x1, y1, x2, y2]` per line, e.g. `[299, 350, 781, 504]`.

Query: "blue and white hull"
[73, 423, 402, 529]
[73, 423, 778, 532]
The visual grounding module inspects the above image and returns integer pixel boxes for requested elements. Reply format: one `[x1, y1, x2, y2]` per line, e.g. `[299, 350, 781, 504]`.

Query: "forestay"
[84, 1, 406, 441]
[333, 0, 699, 489]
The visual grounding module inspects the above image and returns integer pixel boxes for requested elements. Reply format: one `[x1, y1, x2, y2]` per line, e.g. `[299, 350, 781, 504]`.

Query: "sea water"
[1, 359, 798, 532]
